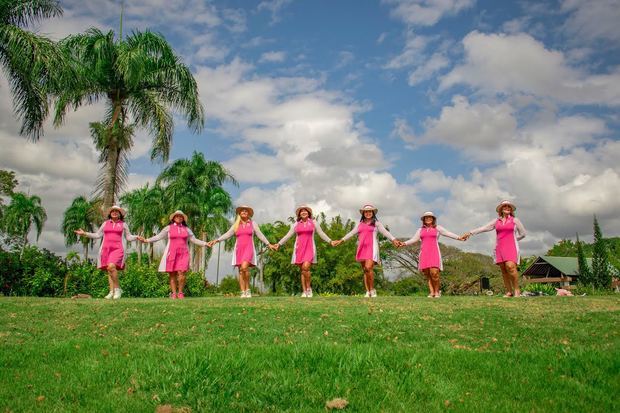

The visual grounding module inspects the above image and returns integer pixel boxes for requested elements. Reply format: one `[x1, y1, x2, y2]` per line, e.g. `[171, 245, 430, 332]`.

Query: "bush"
[522, 283, 557, 296]
[387, 276, 422, 296]
[217, 275, 240, 295]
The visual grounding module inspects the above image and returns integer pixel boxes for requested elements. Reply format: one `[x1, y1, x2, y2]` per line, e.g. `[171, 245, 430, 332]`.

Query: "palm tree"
[157, 151, 237, 271]
[120, 183, 165, 264]
[1, 192, 47, 250]
[62, 196, 101, 260]
[90, 121, 134, 208]
[52, 27, 205, 209]
[0, 0, 64, 140]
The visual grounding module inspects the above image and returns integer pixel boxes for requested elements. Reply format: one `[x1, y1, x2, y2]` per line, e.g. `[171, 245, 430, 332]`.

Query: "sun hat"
[420, 211, 436, 221]
[496, 200, 516, 213]
[105, 205, 126, 218]
[169, 210, 188, 222]
[359, 204, 378, 214]
[295, 205, 313, 216]
[235, 205, 254, 217]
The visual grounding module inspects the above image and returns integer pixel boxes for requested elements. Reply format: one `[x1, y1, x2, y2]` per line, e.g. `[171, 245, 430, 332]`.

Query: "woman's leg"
[429, 267, 441, 297]
[240, 262, 251, 294]
[504, 261, 520, 296]
[498, 263, 512, 296]
[168, 271, 178, 297]
[301, 262, 312, 294]
[363, 260, 375, 294]
[422, 269, 433, 296]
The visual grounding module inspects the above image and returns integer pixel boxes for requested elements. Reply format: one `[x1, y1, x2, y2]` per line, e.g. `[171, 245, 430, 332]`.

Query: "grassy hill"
[1, 296, 618, 412]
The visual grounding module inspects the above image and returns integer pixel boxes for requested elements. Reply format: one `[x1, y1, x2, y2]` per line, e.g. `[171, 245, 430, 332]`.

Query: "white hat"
[496, 200, 516, 213]
[295, 205, 313, 216]
[169, 210, 188, 222]
[420, 211, 436, 221]
[235, 205, 254, 217]
[359, 204, 378, 214]
[105, 205, 126, 218]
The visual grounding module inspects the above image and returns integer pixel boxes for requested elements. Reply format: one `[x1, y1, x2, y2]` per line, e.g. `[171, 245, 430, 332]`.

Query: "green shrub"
[388, 276, 422, 296]
[217, 275, 240, 295]
[522, 283, 557, 296]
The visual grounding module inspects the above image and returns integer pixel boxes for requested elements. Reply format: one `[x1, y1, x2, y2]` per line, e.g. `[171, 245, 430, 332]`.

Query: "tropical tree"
[575, 233, 593, 287]
[120, 183, 165, 264]
[156, 151, 237, 271]
[62, 196, 101, 260]
[592, 216, 611, 289]
[0, 0, 64, 139]
[52, 27, 205, 208]
[1, 192, 46, 250]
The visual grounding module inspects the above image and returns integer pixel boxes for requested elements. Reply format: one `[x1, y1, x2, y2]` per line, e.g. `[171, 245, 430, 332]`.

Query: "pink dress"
[470, 216, 526, 264]
[147, 224, 207, 272]
[217, 220, 271, 267]
[277, 219, 332, 264]
[342, 221, 396, 264]
[404, 225, 461, 270]
[84, 220, 137, 270]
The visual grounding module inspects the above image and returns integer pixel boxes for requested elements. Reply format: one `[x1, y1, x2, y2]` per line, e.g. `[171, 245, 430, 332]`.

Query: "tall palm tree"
[120, 183, 165, 264]
[62, 195, 101, 260]
[157, 151, 237, 271]
[52, 27, 205, 209]
[0, 0, 64, 140]
[90, 121, 134, 208]
[1, 192, 46, 249]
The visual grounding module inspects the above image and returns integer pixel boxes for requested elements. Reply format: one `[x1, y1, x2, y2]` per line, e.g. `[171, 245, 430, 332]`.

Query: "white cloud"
[383, 0, 476, 27]
[259, 51, 286, 63]
[257, 0, 293, 24]
[440, 31, 620, 106]
[561, 0, 620, 43]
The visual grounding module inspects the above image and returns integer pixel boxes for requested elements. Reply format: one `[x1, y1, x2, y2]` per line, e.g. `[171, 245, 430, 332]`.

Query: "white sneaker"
[240, 290, 247, 298]
[307, 289, 313, 298]
[364, 291, 371, 298]
[370, 289, 377, 298]
[112, 288, 122, 299]
[301, 291, 307, 298]
[104, 291, 114, 299]
[246, 290, 252, 298]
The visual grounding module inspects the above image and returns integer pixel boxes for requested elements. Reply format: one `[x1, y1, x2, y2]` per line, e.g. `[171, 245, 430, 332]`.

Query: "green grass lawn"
[1, 296, 618, 412]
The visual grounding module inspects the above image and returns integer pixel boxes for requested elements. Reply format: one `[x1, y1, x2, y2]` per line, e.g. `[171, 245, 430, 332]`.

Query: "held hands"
[206, 240, 217, 248]
[331, 240, 343, 247]
[74, 229, 85, 236]
[460, 232, 472, 241]
[268, 244, 280, 251]
[137, 236, 148, 243]
[392, 239, 405, 248]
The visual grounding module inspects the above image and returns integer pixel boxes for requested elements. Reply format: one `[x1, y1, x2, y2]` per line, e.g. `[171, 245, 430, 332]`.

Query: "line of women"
[75, 200, 526, 299]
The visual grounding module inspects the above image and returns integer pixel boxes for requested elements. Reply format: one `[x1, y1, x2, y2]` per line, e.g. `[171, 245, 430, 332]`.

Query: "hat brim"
[106, 207, 126, 217]
[169, 212, 188, 222]
[296, 206, 313, 216]
[359, 208, 378, 214]
[420, 215, 436, 221]
[236, 206, 254, 217]
[496, 203, 516, 213]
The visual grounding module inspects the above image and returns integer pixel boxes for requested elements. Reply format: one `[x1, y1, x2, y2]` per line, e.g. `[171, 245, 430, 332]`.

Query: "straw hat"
[169, 210, 188, 222]
[295, 204, 313, 217]
[495, 200, 516, 213]
[105, 205, 126, 218]
[359, 204, 378, 214]
[235, 205, 254, 217]
[420, 211, 436, 221]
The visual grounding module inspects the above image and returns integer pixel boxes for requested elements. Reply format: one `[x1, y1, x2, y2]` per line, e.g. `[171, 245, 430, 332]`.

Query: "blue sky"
[1, 0, 619, 277]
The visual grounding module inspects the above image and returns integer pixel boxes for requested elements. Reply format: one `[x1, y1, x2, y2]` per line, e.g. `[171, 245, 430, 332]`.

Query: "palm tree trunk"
[103, 138, 120, 209]
[83, 242, 88, 262]
[199, 231, 207, 272]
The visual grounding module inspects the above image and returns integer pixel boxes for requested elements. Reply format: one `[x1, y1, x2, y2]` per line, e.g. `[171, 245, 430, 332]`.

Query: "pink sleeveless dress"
[356, 222, 376, 262]
[165, 224, 191, 272]
[293, 220, 315, 264]
[494, 217, 519, 264]
[419, 227, 442, 270]
[99, 220, 125, 270]
[235, 222, 255, 266]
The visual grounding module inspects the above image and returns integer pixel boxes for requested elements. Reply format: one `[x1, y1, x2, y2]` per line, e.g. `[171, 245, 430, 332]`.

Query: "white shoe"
[370, 289, 377, 298]
[364, 291, 371, 298]
[104, 291, 114, 299]
[112, 288, 122, 299]
[307, 289, 313, 298]
[246, 290, 252, 298]
[301, 291, 307, 298]
[240, 290, 247, 298]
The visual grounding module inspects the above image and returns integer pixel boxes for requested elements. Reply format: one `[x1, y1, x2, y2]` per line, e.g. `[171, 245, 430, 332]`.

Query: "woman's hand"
[331, 240, 342, 247]
[74, 229, 85, 236]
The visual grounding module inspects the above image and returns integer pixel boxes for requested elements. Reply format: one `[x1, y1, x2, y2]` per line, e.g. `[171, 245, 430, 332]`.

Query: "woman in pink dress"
[401, 212, 464, 298]
[75, 205, 137, 299]
[332, 204, 399, 298]
[275, 205, 332, 298]
[207, 206, 276, 298]
[463, 200, 527, 297]
[139, 210, 207, 299]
